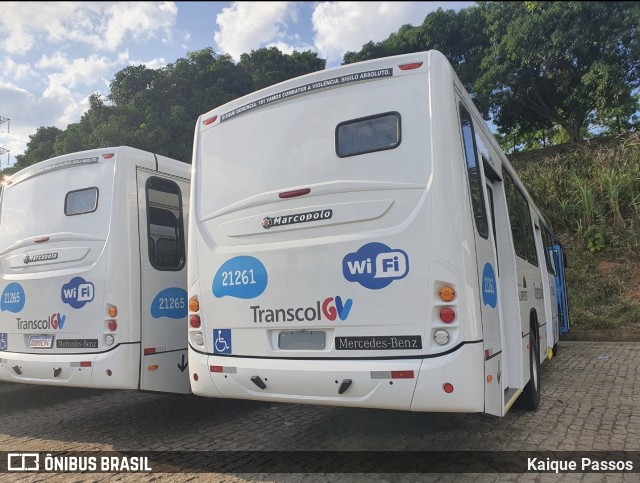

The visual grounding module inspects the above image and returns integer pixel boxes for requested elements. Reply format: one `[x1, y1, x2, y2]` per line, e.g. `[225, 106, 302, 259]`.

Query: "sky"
[0, 1, 472, 168]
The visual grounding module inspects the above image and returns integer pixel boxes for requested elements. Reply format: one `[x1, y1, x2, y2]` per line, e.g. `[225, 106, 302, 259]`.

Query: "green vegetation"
[511, 132, 640, 330]
[344, 1, 640, 145]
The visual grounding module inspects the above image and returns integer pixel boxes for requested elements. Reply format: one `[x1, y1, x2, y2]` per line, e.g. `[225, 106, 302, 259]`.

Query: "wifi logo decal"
[343, 242, 409, 290]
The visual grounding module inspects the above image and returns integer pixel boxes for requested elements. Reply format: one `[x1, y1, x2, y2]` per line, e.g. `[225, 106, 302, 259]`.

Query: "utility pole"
[0, 116, 10, 166]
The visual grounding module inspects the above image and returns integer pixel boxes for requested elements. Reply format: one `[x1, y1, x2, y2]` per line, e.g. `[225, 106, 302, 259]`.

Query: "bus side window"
[518, 191, 538, 266]
[503, 169, 527, 260]
[541, 225, 556, 275]
[459, 104, 489, 239]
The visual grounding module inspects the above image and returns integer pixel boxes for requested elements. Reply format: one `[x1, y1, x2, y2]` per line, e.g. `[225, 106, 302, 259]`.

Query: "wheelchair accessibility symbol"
[0, 333, 7, 351]
[213, 329, 232, 355]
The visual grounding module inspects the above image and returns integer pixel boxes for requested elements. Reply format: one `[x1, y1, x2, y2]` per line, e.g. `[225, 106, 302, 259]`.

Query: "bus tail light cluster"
[434, 284, 457, 346]
[189, 295, 204, 347]
[105, 304, 118, 347]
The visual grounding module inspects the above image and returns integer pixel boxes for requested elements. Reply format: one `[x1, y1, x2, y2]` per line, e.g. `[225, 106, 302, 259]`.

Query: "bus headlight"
[434, 330, 450, 345]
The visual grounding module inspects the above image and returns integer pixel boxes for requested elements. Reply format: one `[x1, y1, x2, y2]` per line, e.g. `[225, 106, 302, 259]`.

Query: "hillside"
[510, 132, 640, 334]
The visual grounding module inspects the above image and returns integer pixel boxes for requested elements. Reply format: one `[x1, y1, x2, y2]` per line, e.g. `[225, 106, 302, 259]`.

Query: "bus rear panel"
[188, 52, 490, 412]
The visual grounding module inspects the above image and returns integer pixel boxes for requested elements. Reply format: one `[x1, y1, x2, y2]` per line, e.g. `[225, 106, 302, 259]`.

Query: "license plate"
[29, 335, 53, 349]
[278, 330, 325, 350]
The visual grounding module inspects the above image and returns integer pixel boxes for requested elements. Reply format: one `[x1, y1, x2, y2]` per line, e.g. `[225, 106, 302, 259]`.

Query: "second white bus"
[0, 146, 191, 393]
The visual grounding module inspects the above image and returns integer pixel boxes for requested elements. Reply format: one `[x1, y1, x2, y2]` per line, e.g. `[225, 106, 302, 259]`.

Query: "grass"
[510, 131, 640, 331]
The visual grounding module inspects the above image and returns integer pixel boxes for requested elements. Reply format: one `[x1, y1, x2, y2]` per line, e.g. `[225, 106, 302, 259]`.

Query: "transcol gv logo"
[61, 277, 95, 309]
[250, 296, 353, 323]
[343, 242, 409, 289]
[17, 313, 66, 330]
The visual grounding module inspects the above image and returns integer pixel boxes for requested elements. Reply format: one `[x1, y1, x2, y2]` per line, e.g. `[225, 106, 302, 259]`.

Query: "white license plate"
[278, 330, 326, 350]
[29, 335, 53, 349]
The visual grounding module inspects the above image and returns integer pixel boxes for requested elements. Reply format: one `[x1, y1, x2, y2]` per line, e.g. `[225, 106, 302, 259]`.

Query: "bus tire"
[520, 329, 541, 410]
[552, 342, 559, 357]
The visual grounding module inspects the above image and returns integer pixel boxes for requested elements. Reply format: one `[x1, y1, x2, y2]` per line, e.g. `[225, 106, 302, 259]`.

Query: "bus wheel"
[552, 342, 559, 357]
[520, 330, 541, 410]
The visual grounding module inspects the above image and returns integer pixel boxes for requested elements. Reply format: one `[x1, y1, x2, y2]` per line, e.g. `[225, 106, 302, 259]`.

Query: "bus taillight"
[279, 188, 311, 199]
[189, 315, 201, 329]
[108, 320, 118, 331]
[439, 308, 455, 323]
[443, 383, 454, 393]
[399, 62, 423, 71]
[108, 305, 118, 317]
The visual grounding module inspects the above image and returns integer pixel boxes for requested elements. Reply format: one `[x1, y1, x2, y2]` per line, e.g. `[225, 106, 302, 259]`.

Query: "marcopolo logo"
[343, 242, 409, 290]
[61, 277, 95, 309]
[250, 296, 353, 323]
[262, 209, 332, 230]
[23, 252, 58, 264]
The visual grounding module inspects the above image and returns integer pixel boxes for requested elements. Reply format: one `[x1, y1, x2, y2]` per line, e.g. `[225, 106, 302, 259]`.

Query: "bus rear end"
[188, 52, 485, 412]
[0, 149, 135, 389]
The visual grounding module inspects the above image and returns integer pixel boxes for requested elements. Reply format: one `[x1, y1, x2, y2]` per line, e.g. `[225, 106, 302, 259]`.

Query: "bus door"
[460, 105, 503, 416]
[533, 223, 555, 358]
[480, 168, 511, 416]
[484, 163, 527, 415]
[136, 168, 190, 393]
[552, 243, 570, 334]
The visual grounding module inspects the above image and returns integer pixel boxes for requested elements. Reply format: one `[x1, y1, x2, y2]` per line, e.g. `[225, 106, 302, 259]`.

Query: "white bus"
[0, 146, 191, 393]
[187, 51, 566, 415]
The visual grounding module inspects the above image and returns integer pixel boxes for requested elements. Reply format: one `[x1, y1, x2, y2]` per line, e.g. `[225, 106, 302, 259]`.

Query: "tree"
[6, 126, 64, 174]
[6, 47, 327, 171]
[109, 65, 159, 105]
[476, 1, 640, 142]
[342, 7, 489, 110]
[239, 47, 325, 91]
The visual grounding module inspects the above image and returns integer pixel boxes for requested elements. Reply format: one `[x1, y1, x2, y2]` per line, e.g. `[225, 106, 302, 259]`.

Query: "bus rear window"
[65, 187, 98, 216]
[336, 112, 401, 157]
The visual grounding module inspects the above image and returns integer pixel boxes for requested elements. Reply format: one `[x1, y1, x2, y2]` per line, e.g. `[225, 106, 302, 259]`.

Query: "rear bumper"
[189, 341, 484, 412]
[0, 343, 140, 389]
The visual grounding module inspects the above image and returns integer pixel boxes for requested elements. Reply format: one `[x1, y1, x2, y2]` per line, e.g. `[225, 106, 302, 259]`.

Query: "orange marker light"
[439, 286, 455, 302]
[189, 296, 200, 312]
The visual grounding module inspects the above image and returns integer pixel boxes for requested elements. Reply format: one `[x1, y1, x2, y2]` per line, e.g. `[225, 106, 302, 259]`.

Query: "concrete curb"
[560, 328, 640, 342]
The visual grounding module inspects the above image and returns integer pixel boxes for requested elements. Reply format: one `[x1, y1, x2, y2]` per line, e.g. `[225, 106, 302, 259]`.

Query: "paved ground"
[0, 341, 638, 482]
